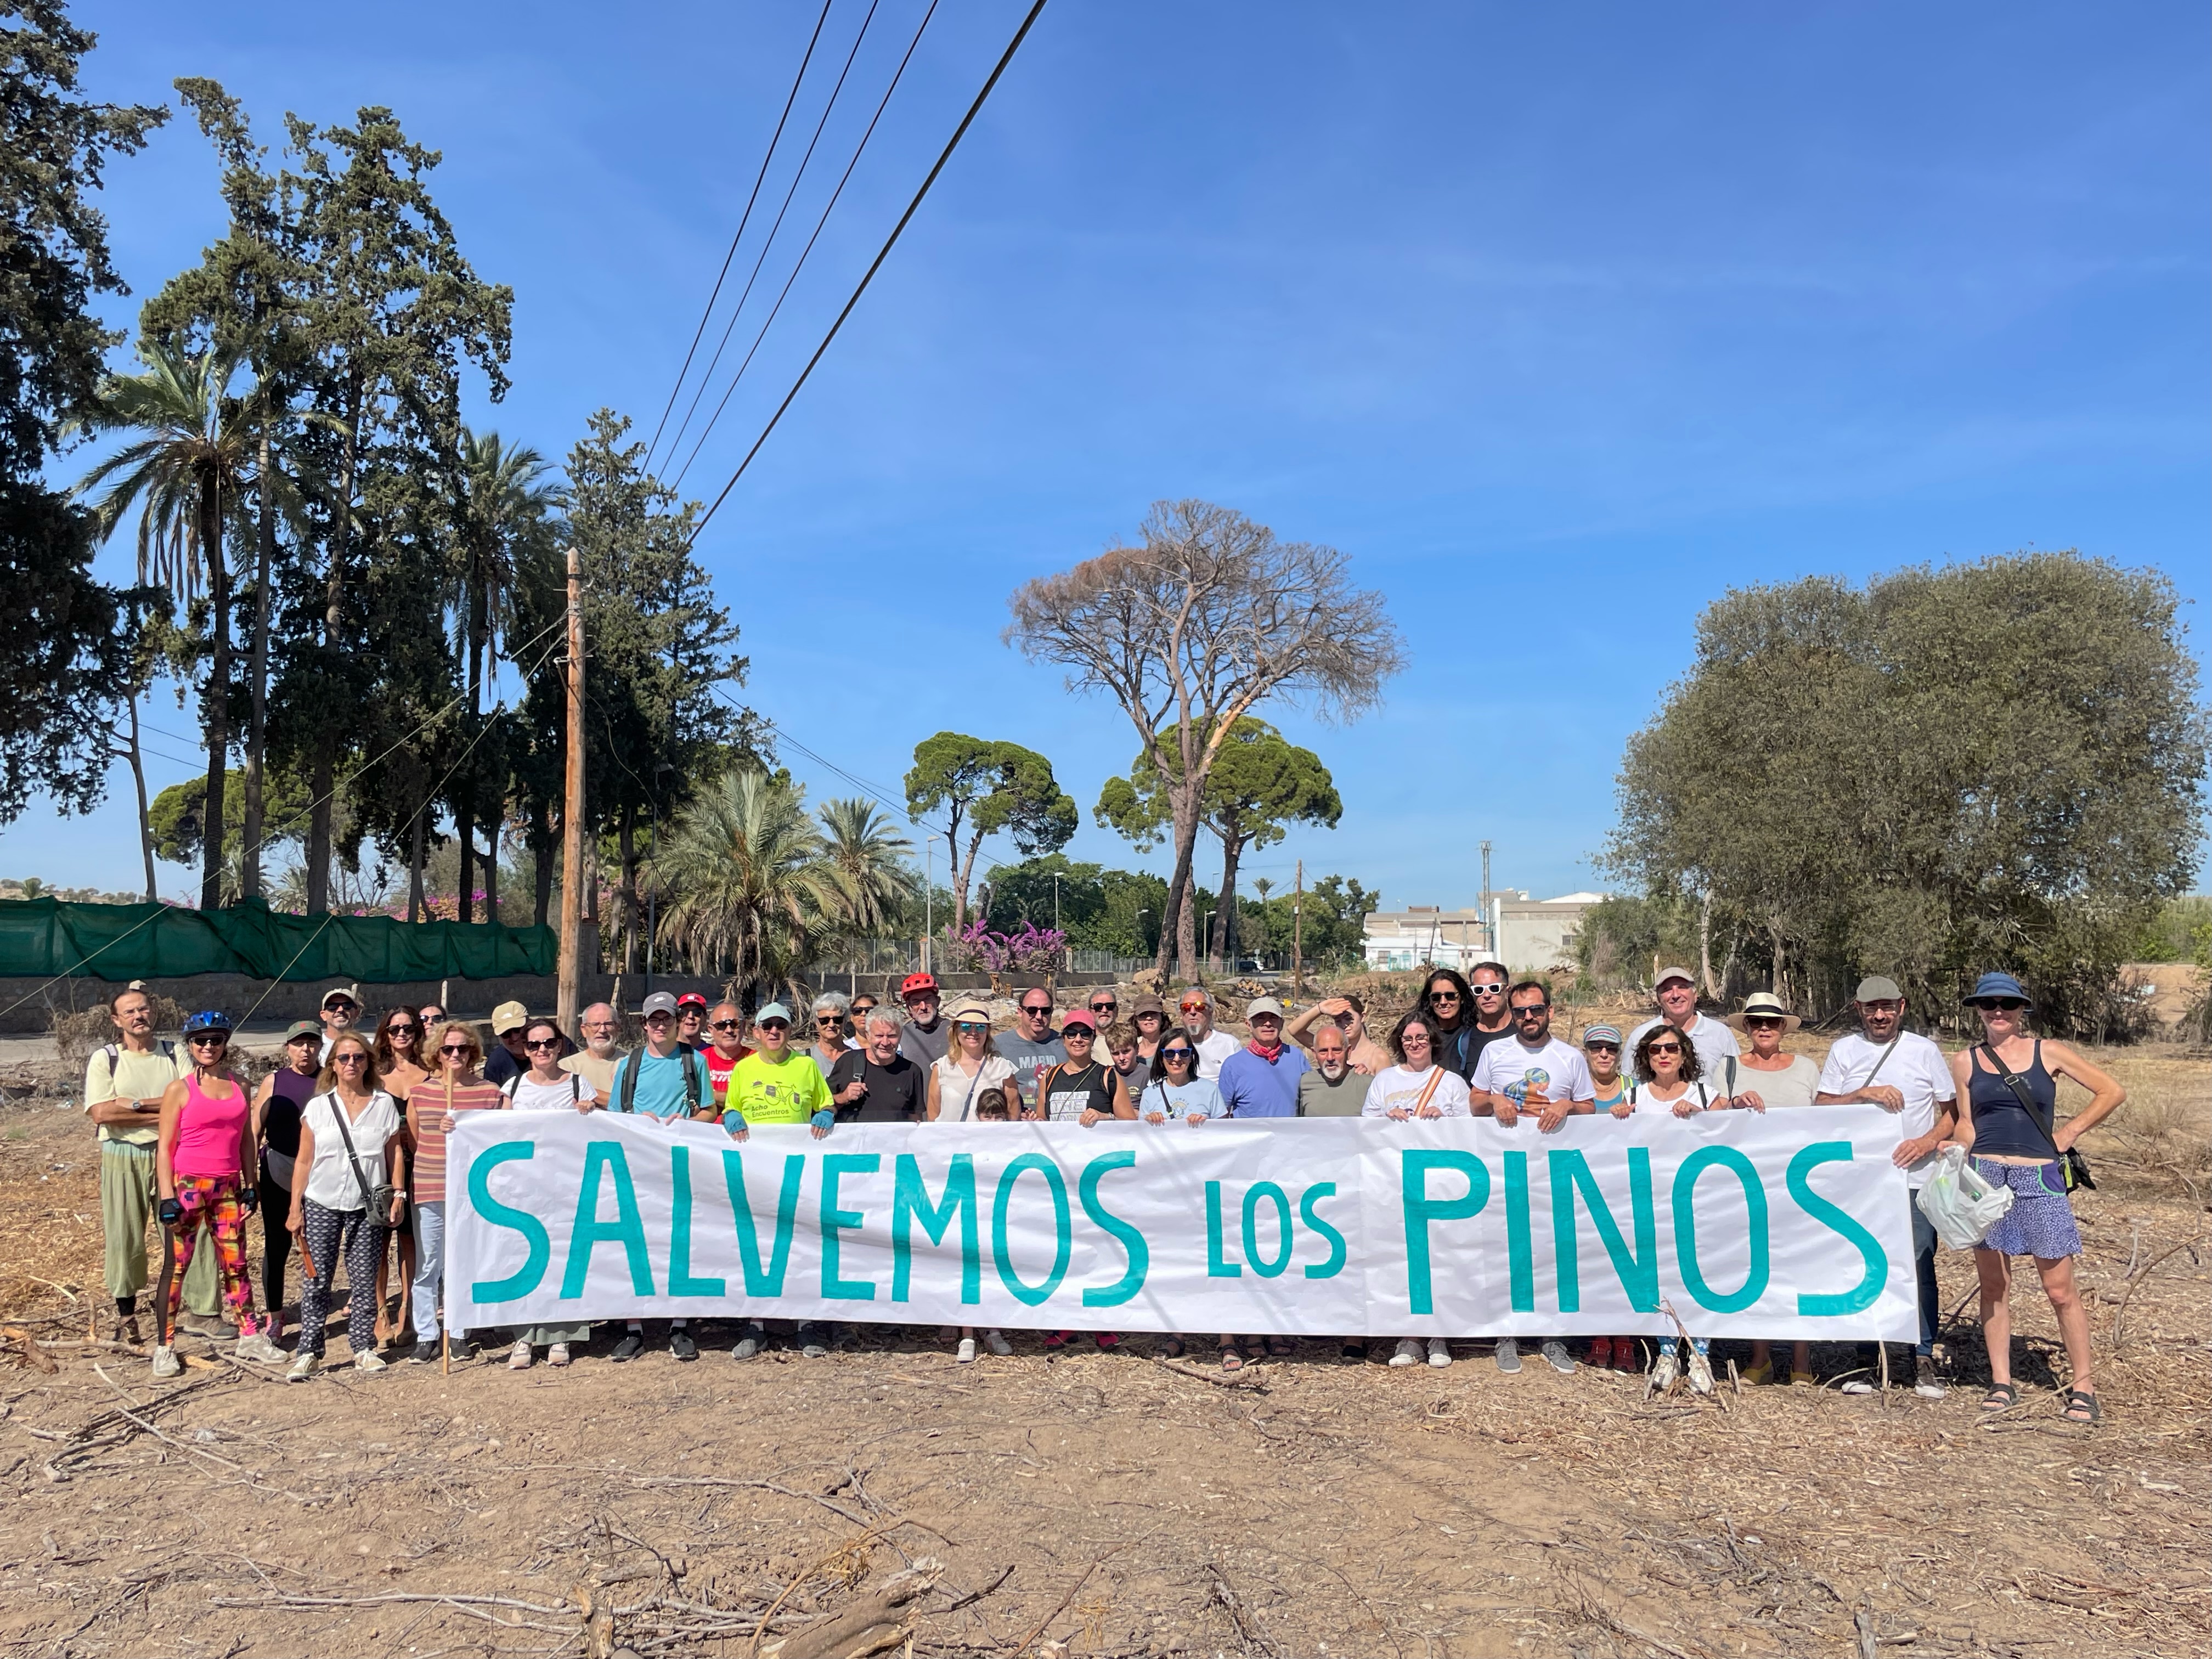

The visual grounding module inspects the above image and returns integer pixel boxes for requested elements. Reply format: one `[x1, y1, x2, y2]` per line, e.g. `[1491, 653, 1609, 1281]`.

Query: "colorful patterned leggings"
[296, 1199, 385, 1359]
[166, 1174, 256, 1331]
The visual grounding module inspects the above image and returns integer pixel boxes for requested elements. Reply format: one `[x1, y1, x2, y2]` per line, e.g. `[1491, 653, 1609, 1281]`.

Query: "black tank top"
[1043, 1060, 1115, 1122]
[1967, 1042, 2056, 1160]
[262, 1066, 316, 1158]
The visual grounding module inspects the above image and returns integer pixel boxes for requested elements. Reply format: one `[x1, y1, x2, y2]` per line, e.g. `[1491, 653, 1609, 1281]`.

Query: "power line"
[644, 0, 839, 473]
[658, 0, 893, 481]
[687, 0, 1052, 545]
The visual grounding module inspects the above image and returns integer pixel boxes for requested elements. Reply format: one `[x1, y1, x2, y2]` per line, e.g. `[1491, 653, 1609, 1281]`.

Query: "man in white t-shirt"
[1471, 981, 1598, 1379]
[1815, 974, 1956, 1399]
[1627, 967, 1740, 1080]
[1177, 988, 1243, 1080]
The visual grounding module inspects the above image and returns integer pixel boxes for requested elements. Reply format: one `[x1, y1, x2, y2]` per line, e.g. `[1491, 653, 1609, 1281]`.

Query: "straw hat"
[1724, 991, 1802, 1033]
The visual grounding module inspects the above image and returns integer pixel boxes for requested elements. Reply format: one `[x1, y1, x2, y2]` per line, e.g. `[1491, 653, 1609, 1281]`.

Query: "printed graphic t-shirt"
[1470, 1036, 1596, 1108]
[728, 1051, 832, 1126]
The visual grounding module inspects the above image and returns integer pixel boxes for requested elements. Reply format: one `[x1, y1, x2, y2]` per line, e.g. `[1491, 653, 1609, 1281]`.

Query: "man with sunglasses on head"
[895, 973, 951, 1069]
[997, 986, 1068, 1118]
[1816, 974, 1956, 1398]
[1177, 988, 1242, 1081]
[1627, 967, 1740, 1080]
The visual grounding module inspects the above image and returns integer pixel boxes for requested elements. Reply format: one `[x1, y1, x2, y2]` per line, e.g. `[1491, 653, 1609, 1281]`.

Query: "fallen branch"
[1207, 1558, 1284, 1658]
[1143, 1355, 1269, 1392]
[1008, 1547, 1121, 1657]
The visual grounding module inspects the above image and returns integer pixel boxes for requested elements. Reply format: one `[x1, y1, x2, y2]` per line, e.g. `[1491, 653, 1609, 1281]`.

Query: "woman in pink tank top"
[154, 1012, 281, 1376]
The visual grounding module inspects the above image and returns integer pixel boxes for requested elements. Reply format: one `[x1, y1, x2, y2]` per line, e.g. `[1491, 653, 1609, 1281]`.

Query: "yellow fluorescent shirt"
[728, 1050, 831, 1125]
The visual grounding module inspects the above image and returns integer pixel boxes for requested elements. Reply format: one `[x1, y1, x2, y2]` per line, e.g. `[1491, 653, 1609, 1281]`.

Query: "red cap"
[675, 991, 709, 1009]
[900, 972, 939, 997]
[1059, 1009, 1095, 1032]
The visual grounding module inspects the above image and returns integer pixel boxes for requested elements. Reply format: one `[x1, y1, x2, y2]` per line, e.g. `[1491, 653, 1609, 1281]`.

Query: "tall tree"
[902, 733, 1078, 932]
[1008, 500, 1402, 979]
[650, 770, 836, 1009]
[817, 796, 919, 938]
[70, 341, 257, 909]
[0, 2, 163, 828]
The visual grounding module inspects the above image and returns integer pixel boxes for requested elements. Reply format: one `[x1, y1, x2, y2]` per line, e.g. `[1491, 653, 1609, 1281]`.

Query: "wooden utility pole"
[1291, 859, 1304, 995]
[556, 546, 586, 1035]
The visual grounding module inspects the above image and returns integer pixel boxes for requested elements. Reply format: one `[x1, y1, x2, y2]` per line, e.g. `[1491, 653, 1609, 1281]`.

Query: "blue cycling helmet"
[182, 1009, 234, 1037]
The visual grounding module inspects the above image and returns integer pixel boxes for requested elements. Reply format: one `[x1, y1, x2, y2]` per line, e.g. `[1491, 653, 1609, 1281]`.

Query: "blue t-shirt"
[608, 1048, 702, 1119]
[1141, 1077, 1224, 1121]
[1217, 1045, 1308, 1119]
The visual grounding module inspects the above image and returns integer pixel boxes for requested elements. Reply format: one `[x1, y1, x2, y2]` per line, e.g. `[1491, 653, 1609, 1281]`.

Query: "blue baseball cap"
[1966, 971, 2032, 1008]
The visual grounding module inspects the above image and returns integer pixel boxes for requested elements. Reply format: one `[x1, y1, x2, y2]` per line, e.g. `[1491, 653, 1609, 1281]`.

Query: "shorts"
[1973, 1159, 2081, 1260]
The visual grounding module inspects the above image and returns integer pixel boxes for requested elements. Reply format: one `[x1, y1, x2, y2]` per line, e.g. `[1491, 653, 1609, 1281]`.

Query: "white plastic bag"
[1915, 1145, 2013, 1250]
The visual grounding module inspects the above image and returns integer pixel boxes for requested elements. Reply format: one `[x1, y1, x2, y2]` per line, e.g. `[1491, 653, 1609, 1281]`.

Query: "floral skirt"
[1972, 1158, 2080, 1260]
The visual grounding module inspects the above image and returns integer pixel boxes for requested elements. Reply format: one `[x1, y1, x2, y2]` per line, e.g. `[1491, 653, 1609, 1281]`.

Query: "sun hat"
[1581, 1024, 1623, 1048]
[1129, 994, 1165, 1020]
[640, 991, 680, 1018]
[283, 1019, 321, 1043]
[1725, 991, 1803, 1034]
[1244, 996, 1286, 1020]
[1854, 975, 1904, 1003]
[1965, 970, 2033, 1009]
[753, 1001, 793, 1026]
[490, 1000, 529, 1034]
[900, 972, 940, 998]
[943, 997, 994, 1024]
[1654, 967, 1695, 990]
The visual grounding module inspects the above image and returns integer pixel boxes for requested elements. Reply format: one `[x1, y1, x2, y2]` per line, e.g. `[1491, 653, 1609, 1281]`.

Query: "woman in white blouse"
[1363, 1012, 1471, 1370]
[925, 1001, 1015, 1123]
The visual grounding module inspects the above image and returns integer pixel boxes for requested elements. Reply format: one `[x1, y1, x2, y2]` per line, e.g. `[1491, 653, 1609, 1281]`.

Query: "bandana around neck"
[1246, 1037, 1285, 1062]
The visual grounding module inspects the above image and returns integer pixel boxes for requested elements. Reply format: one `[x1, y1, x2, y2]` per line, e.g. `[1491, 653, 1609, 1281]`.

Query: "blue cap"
[1966, 971, 2032, 1008]
[1581, 1024, 1623, 1047]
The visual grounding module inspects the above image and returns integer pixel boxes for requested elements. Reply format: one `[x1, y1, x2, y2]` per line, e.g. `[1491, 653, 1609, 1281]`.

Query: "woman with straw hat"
[1718, 992, 1820, 1111]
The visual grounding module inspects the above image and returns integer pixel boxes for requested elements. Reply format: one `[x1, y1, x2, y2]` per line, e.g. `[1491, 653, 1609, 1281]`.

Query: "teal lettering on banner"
[467, 1142, 549, 1302]
[1299, 1183, 1346, 1280]
[820, 1154, 881, 1301]
[891, 1153, 979, 1304]
[1242, 1181, 1294, 1279]
[1402, 1150, 1489, 1315]
[1549, 1148, 1657, 1313]
[993, 1154, 1072, 1306]
[667, 1146, 726, 1297]
[1787, 1141, 1887, 1316]
[1504, 1150, 1534, 1312]
[1673, 1147, 1769, 1313]
[562, 1142, 654, 1298]
[1079, 1151, 1148, 1307]
[1205, 1181, 1242, 1278]
[721, 1150, 805, 1296]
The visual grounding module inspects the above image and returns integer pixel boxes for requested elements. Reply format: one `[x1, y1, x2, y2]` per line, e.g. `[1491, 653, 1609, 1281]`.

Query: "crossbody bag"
[1977, 1043, 2094, 1192]
[324, 1091, 400, 1220]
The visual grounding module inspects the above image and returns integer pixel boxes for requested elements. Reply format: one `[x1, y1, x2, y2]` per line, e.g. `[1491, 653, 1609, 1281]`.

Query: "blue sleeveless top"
[1967, 1042, 2057, 1160]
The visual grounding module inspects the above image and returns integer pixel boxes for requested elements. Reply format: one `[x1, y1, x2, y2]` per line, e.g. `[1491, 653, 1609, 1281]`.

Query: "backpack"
[100, 1040, 177, 1096]
[618, 1047, 702, 1115]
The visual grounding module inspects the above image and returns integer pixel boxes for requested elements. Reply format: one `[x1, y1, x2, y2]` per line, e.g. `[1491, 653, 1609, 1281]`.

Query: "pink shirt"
[173, 1073, 249, 1179]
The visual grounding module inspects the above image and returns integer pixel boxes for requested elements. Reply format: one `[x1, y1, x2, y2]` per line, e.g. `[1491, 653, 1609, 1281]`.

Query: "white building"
[1362, 891, 1606, 974]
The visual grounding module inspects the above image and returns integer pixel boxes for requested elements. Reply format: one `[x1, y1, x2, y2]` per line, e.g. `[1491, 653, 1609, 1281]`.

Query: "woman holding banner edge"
[1364, 1011, 1471, 1369]
[1627, 1025, 1717, 1393]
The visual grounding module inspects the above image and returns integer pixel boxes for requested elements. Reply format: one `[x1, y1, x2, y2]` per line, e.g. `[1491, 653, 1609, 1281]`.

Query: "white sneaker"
[956, 1337, 978, 1364]
[1494, 1337, 1522, 1374]
[235, 1332, 283, 1364]
[983, 1330, 1013, 1357]
[1687, 1350, 1714, 1395]
[548, 1343, 571, 1367]
[1389, 1338, 1422, 1367]
[509, 1340, 534, 1371]
[1541, 1339, 1576, 1375]
[1651, 1352, 1679, 1392]
[354, 1351, 387, 1374]
[733, 1329, 763, 1359]
[285, 1351, 318, 1383]
[1426, 1338, 1452, 1368]
[150, 1344, 182, 1379]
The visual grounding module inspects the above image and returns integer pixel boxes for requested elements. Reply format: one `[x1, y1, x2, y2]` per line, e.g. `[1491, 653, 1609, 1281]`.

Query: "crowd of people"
[87, 959, 2124, 1421]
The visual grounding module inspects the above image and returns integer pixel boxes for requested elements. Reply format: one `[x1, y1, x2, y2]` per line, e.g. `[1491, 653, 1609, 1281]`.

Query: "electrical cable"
[644, 0, 839, 472]
[685, 0, 1051, 544]
[658, 0, 892, 479]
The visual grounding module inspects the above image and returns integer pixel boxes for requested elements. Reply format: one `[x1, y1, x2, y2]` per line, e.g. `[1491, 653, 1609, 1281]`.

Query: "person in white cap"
[1216, 998, 1307, 1119]
[316, 984, 360, 1063]
[1626, 967, 1739, 1079]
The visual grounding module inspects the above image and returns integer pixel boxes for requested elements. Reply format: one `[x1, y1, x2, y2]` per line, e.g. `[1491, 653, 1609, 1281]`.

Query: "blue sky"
[12, 1, 2208, 909]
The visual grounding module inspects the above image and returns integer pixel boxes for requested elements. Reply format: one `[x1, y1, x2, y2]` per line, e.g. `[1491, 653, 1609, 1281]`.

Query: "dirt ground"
[0, 1043, 2205, 1659]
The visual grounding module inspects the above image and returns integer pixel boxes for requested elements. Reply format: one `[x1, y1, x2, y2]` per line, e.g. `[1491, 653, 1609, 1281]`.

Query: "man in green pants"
[86, 987, 218, 1341]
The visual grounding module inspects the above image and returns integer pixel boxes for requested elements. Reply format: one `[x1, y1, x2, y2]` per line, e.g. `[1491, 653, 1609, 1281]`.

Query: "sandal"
[2062, 1389, 2101, 1425]
[1158, 1337, 1187, 1359]
[1265, 1336, 1296, 1358]
[1219, 1345, 1246, 1373]
[1979, 1381, 2019, 1413]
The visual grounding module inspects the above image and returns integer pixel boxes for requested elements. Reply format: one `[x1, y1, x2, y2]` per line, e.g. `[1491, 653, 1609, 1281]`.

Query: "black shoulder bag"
[325, 1091, 401, 1220]
[1978, 1043, 2094, 1192]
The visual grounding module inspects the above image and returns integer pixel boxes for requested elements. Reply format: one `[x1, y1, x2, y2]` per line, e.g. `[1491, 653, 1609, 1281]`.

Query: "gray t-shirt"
[898, 1018, 951, 1070]
[1296, 1066, 1366, 1118]
[995, 1033, 1068, 1113]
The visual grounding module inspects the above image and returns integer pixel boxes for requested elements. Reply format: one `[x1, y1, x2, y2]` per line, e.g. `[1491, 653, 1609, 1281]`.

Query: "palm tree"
[817, 797, 919, 940]
[443, 427, 560, 922]
[70, 342, 257, 911]
[648, 771, 839, 1009]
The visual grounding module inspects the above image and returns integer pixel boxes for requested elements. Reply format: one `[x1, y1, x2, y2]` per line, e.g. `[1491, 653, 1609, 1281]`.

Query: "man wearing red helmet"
[895, 972, 950, 1068]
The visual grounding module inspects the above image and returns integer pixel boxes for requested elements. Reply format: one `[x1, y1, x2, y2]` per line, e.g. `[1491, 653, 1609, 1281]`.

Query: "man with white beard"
[1296, 1022, 1365, 1115]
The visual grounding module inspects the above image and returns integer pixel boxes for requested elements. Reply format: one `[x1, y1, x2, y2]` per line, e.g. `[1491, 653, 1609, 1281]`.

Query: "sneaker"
[610, 1332, 645, 1362]
[150, 1344, 182, 1379]
[448, 1336, 476, 1364]
[1043, 1330, 1071, 1349]
[285, 1351, 318, 1383]
[549, 1342, 572, 1366]
[354, 1351, 387, 1374]
[1839, 1378, 1878, 1395]
[1095, 1332, 1121, 1350]
[1426, 1338, 1453, 1369]
[797, 1324, 829, 1359]
[1914, 1355, 1948, 1399]
[1389, 1338, 1422, 1368]
[1586, 1336, 1615, 1369]
[982, 1330, 1013, 1357]
[1687, 1349, 1714, 1395]
[956, 1337, 978, 1365]
[1541, 1340, 1576, 1375]
[670, 1329, 698, 1362]
[410, 1340, 439, 1365]
[235, 1331, 284, 1364]
[509, 1341, 534, 1371]
[1613, 1340, 1642, 1374]
[1741, 1358, 1774, 1387]
[1651, 1351, 1679, 1392]
[733, 1329, 763, 1359]
[1494, 1337, 1522, 1374]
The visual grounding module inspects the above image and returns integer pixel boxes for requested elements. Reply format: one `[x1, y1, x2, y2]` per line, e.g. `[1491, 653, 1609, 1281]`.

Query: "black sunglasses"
[710, 1018, 742, 1031]
[1647, 1041, 1683, 1054]
[1089, 998, 1118, 1010]
[1584, 1042, 1620, 1054]
[387, 1022, 419, 1035]
[1973, 998, 2028, 1013]
[1513, 1003, 1549, 1017]
[1020, 1004, 1052, 1015]
[440, 1043, 473, 1055]
[525, 1037, 562, 1051]
[1428, 989, 1460, 1003]
[1744, 1015, 1786, 1029]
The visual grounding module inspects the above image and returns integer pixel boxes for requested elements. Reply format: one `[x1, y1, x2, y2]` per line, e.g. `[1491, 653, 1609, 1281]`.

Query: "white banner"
[445, 1107, 1917, 1340]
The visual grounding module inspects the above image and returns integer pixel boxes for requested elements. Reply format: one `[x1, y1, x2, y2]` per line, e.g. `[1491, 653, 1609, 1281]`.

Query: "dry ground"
[0, 1045, 2204, 1659]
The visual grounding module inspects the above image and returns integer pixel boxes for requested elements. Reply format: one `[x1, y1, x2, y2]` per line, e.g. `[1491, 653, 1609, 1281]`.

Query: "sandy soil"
[0, 1046, 2205, 1659]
